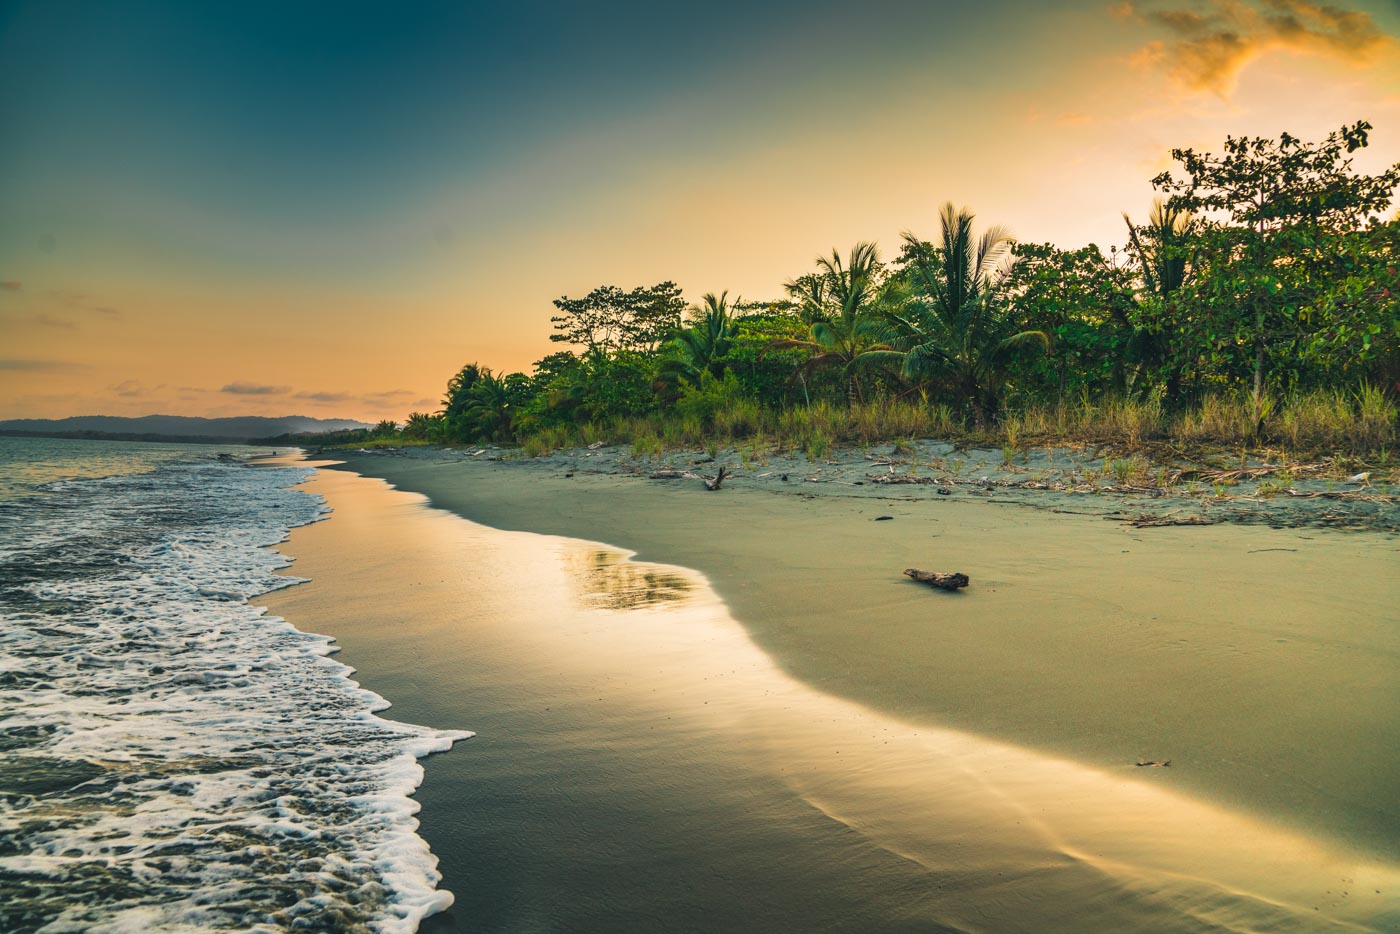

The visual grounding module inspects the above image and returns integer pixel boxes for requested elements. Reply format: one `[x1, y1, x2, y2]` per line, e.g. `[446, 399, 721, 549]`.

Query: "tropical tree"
[1121, 199, 1196, 400]
[889, 203, 1048, 424]
[770, 241, 898, 403]
[657, 291, 741, 389]
[460, 369, 514, 441]
[1151, 121, 1400, 400]
[401, 411, 438, 440]
[1003, 240, 1137, 398]
[549, 281, 686, 353]
[442, 363, 484, 426]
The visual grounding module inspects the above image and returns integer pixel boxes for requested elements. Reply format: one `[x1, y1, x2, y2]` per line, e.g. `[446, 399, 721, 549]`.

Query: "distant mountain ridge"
[0, 414, 371, 442]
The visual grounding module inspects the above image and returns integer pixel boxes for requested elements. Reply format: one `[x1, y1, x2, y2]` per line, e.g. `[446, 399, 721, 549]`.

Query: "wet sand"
[259, 456, 1400, 931]
[324, 451, 1400, 859]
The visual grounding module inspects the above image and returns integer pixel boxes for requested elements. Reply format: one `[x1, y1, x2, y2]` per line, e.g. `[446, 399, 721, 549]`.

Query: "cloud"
[294, 388, 425, 407]
[109, 379, 144, 397]
[0, 280, 20, 292]
[26, 313, 77, 329]
[0, 359, 81, 371]
[1124, 0, 1394, 95]
[42, 289, 126, 321]
[220, 381, 291, 395]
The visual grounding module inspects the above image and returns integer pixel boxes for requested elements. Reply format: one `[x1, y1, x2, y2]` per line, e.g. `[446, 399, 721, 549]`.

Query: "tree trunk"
[1252, 302, 1266, 403]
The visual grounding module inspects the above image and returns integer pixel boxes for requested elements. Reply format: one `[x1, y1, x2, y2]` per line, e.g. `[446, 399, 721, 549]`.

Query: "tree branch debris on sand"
[648, 466, 728, 490]
[904, 569, 970, 591]
[1136, 759, 1172, 767]
[650, 469, 699, 480]
[1113, 513, 1216, 529]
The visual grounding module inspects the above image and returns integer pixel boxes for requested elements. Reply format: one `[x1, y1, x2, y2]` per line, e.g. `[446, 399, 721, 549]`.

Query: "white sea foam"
[0, 454, 470, 933]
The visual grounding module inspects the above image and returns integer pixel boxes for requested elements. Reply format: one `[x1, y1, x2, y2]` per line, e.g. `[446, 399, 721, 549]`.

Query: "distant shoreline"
[0, 428, 255, 445]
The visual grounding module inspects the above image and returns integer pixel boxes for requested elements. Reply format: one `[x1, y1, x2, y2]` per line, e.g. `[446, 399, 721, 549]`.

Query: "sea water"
[0, 437, 469, 933]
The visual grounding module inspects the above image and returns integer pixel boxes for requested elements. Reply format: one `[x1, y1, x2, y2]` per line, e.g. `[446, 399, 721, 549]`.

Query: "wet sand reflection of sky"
[566, 548, 693, 611]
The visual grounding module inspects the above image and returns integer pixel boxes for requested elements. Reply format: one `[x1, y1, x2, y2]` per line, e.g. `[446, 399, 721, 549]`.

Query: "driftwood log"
[704, 466, 728, 491]
[904, 568, 970, 591]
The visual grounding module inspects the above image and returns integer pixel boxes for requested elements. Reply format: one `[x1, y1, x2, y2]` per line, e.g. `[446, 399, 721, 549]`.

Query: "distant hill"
[0, 415, 372, 443]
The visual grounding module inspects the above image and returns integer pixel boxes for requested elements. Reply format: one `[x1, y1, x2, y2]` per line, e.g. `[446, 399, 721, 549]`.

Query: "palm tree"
[890, 203, 1048, 425]
[442, 363, 484, 425]
[1123, 199, 1195, 400]
[657, 291, 741, 389]
[401, 411, 437, 440]
[1124, 199, 1193, 297]
[461, 370, 513, 441]
[770, 241, 898, 404]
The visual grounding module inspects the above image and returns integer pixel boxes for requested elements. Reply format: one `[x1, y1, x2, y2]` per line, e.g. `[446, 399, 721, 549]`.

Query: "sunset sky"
[2, 0, 1398, 421]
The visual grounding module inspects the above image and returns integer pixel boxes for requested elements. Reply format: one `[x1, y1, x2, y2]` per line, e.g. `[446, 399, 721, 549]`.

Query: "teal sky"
[2, 0, 1398, 419]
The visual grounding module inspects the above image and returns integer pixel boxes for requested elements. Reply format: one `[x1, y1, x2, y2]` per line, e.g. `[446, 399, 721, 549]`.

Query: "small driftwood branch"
[1125, 514, 1214, 528]
[868, 473, 936, 485]
[904, 568, 969, 591]
[704, 466, 727, 491]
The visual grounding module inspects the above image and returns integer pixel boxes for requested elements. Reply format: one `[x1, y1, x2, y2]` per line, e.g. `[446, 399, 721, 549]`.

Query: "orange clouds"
[1125, 0, 1395, 95]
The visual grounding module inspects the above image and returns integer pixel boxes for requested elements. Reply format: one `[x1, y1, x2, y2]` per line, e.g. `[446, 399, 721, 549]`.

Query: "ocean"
[0, 437, 468, 933]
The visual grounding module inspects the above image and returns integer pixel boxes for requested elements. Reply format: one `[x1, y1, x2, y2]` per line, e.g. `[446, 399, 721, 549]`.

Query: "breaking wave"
[0, 449, 470, 933]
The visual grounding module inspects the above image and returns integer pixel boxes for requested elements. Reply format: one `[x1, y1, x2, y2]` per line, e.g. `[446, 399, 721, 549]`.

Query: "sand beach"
[259, 448, 1400, 931]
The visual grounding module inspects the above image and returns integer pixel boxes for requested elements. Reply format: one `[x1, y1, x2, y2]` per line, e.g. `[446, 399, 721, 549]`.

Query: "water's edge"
[0, 449, 470, 933]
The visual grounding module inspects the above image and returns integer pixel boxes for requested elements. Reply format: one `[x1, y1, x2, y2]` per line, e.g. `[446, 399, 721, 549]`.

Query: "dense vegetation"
[385, 124, 1400, 458]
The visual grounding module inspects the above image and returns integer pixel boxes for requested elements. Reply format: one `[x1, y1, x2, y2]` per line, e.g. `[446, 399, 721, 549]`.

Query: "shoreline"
[261, 458, 1400, 930]
[320, 445, 1400, 862]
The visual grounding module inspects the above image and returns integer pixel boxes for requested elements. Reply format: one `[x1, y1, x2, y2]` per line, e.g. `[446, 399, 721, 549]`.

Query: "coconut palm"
[890, 203, 1048, 425]
[401, 411, 438, 440]
[657, 291, 741, 388]
[1123, 199, 1196, 399]
[769, 241, 898, 403]
[460, 369, 514, 441]
[1124, 199, 1193, 297]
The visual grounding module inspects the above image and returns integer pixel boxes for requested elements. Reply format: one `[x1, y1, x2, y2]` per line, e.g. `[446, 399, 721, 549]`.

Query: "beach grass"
[497, 388, 1397, 464]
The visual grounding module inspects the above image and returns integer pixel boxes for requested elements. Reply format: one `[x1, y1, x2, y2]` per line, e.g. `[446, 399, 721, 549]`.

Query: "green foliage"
[676, 371, 748, 427]
[1005, 241, 1136, 397]
[727, 313, 814, 406]
[424, 121, 1396, 461]
[656, 291, 742, 393]
[401, 411, 440, 441]
[889, 203, 1049, 424]
[1151, 121, 1400, 399]
[550, 281, 686, 353]
[771, 242, 901, 403]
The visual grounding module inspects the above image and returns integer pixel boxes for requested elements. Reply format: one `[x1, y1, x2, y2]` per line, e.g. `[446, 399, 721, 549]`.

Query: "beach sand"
[261, 452, 1400, 931]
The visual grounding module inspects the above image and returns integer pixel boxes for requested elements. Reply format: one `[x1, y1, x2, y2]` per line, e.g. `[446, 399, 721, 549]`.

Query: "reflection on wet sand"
[566, 549, 692, 610]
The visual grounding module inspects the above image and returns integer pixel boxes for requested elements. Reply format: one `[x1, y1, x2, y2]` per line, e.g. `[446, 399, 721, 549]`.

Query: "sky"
[2, 0, 1398, 421]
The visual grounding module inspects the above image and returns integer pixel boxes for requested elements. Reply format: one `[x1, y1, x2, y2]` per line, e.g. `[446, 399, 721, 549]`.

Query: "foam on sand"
[0, 455, 469, 932]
